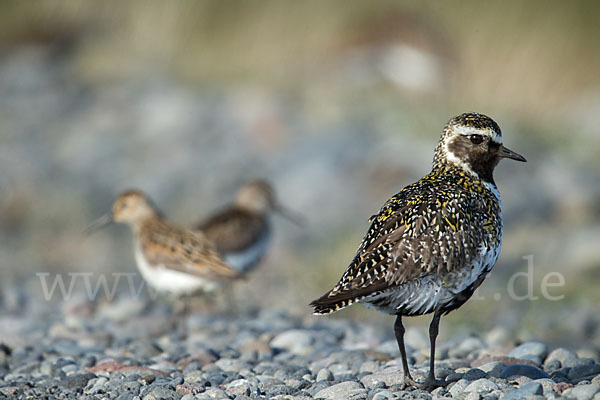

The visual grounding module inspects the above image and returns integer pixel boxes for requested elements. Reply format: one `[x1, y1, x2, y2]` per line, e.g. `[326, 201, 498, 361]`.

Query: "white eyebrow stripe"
[453, 125, 502, 144]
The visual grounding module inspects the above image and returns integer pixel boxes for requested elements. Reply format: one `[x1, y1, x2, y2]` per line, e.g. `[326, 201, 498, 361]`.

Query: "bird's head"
[86, 189, 158, 234]
[111, 190, 158, 224]
[433, 112, 526, 183]
[234, 180, 277, 213]
[235, 179, 304, 225]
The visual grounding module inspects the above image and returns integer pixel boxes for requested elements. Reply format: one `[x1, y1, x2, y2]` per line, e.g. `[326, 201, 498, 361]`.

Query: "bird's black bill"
[274, 204, 306, 227]
[499, 146, 527, 162]
[84, 213, 113, 235]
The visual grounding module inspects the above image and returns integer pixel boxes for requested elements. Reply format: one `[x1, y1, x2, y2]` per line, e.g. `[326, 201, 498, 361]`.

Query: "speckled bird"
[87, 190, 239, 296]
[310, 113, 526, 389]
[195, 180, 302, 275]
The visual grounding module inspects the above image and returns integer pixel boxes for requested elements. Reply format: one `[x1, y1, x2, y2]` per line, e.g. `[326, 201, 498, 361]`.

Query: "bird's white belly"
[134, 247, 221, 296]
[363, 245, 501, 316]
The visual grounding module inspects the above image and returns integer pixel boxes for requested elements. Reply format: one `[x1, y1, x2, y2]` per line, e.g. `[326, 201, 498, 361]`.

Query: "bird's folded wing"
[333, 197, 483, 296]
[196, 208, 266, 254]
[142, 228, 239, 280]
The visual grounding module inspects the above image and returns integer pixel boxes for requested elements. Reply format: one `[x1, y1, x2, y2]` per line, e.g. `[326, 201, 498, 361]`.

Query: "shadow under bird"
[310, 113, 526, 390]
[195, 180, 302, 275]
[87, 190, 239, 297]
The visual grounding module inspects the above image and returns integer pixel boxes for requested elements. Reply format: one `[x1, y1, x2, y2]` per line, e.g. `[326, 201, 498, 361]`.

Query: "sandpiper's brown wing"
[139, 220, 239, 280]
[311, 173, 491, 313]
[196, 208, 267, 254]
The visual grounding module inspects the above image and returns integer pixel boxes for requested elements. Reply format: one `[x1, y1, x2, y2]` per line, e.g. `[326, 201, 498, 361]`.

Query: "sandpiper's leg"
[422, 309, 447, 390]
[394, 315, 417, 388]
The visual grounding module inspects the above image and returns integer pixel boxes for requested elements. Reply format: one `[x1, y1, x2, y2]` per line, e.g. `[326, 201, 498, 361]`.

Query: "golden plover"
[311, 113, 526, 389]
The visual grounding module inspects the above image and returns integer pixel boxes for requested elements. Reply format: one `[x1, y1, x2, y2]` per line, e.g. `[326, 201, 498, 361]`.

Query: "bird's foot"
[398, 375, 419, 390]
[420, 377, 447, 391]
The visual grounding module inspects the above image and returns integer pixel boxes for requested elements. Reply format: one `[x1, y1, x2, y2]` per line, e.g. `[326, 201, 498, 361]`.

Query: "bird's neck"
[432, 158, 497, 188]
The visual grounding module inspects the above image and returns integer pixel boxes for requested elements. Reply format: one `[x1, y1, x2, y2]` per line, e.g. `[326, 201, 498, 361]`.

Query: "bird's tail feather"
[310, 290, 364, 315]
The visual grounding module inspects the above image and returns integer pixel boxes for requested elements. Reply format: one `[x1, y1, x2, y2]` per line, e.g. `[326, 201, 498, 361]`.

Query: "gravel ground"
[0, 290, 599, 400]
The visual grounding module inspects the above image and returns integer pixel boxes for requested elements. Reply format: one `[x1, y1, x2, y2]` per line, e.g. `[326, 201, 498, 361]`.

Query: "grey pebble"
[317, 367, 335, 382]
[115, 393, 137, 400]
[478, 362, 507, 378]
[463, 378, 499, 393]
[359, 370, 403, 388]
[62, 372, 96, 392]
[449, 378, 470, 396]
[500, 364, 550, 380]
[464, 368, 487, 381]
[370, 389, 396, 400]
[225, 378, 259, 396]
[509, 342, 548, 360]
[544, 359, 561, 372]
[545, 347, 579, 368]
[314, 381, 363, 399]
[448, 337, 486, 359]
[143, 386, 182, 400]
[562, 383, 600, 400]
[568, 364, 600, 382]
[446, 372, 464, 383]
[501, 381, 543, 400]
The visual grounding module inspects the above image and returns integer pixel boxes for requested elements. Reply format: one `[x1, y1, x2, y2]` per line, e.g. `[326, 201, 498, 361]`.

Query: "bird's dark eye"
[469, 134, 484, 144]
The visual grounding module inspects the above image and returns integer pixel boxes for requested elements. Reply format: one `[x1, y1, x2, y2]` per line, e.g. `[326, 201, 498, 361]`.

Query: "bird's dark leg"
[394, 315, 417, 388]
[422, 309, 446, 390]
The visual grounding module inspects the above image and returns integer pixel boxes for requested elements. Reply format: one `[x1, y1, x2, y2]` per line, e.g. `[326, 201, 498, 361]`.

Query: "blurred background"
[1, 0, 599, 347]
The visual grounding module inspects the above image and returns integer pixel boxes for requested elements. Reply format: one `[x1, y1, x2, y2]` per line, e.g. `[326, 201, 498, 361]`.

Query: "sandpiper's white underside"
[224, 232, 271, 274]
[134, 247, 222, 296]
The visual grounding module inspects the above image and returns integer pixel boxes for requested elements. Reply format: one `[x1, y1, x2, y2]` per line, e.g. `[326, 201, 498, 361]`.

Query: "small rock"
[214, 358, 247, 372]
[0, 387, 20, 397]
[371, 389, 396, 400]
[316, 368, 334, 382]
[509, 342, 548, 360]
[545, 348, 579, 368]
[448, 337, 486, 359]
[201, 388, 229, 399]
[572, 358, 596, 367]
[314, 381, 363, 399]
[464, 368, 487, 381]
[544, 359, 561, 372]
[502, 381, 543, 400]
[534, 378, 556, 396]
[450, 379, 472, 396]
[554, 381, 575, 395]
[225, 379, 257, 396]
[509, 375, 533, 386]
[62, 372, 96, 392]
[562, 383, 600, 400]
[500, 364, 549, 380]
[446, 372, 464, 383]
[176, 382, 204, 396]
[360, 370, 403, 388]
[183, 370, 204, 384]
[144, 386, 182, 400]
[40, 361, 61, 377]
[463, 378, 498, 393]
[465, 392, 481, 400]
[477, 362, 507, 378]
[550, 366, 571, 381]
[568, 364, 600, 382]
